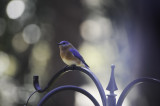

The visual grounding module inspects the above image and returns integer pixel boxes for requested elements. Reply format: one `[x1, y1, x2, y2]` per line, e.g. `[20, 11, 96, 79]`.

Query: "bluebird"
[58, 41, 89, 68]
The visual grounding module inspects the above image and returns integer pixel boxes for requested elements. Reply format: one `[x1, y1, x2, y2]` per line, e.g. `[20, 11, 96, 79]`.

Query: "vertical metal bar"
[38, 85, 100, 106]
[106, 64, 118, 106]
[107, 92, 117, 106]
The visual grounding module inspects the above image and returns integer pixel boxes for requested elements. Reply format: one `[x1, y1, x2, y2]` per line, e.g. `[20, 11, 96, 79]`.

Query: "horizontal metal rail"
[117, 77, 160, 106]
[38, 85, 100, 106]
[33, 66, 107, 106]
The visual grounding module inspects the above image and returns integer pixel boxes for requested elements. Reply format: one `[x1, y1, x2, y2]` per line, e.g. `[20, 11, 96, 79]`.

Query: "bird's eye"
[63, 42, 66, 44]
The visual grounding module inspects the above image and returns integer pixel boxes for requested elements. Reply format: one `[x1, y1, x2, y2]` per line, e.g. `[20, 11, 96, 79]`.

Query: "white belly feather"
[62, 58, 77, 65]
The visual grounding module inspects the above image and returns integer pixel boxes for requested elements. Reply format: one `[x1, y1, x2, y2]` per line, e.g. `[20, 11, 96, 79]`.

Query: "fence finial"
[106, 64, 118, 93]
[106, 64, 118, 106]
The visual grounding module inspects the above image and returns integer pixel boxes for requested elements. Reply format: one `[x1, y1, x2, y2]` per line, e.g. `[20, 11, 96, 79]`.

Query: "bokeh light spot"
[23, 24, 41, 44]
[30, 41, 51, 74]
[80, 20, 102, 41]
[80, 17, 112, 42]
[0, 52, 18, 77]
[81, 0, 102, 8]
[12, 33, 29, 53]
[0, 77, 19, 105]
[6, 0, 25, 19]
[32, 41, 51, 62]
[0, 52, 10, 75]
[79, 43, 103, 71]
[4, 55, 18, 76]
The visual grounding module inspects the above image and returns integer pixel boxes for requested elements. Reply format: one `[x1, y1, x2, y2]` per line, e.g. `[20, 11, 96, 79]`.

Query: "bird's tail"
[84, 62, 89, 69]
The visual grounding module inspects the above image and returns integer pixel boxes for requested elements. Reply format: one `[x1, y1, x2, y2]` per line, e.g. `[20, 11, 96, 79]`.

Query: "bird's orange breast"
[60, 49, 81, 66]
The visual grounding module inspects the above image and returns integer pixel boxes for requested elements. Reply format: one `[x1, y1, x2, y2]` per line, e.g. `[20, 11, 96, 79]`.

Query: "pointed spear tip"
[111, 64, 115, 70]
[106, 64, 118, 92]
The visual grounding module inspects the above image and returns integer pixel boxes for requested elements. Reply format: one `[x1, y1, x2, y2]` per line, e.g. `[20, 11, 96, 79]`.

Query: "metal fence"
[25, 65, 160, 106]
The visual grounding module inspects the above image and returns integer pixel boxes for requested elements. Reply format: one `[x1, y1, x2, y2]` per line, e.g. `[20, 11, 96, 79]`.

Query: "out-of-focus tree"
[0, 0, 86, 106]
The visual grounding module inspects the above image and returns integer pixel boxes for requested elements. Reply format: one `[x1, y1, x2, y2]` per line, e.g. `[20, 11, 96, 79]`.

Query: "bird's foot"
[70, 64, 77, 70]
[64, 65, 69, 69]
[64, 65, 77, 70]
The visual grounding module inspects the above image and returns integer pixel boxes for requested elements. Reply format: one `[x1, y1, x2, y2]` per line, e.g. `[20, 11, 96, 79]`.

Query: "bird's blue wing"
[69, 48, 89, 67]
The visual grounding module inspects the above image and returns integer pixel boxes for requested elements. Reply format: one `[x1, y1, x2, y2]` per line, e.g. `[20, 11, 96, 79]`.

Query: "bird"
[58, 41, 89, 68]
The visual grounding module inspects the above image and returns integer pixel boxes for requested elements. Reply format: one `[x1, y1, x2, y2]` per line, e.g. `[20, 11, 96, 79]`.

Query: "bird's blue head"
[58, 41, 70, 47]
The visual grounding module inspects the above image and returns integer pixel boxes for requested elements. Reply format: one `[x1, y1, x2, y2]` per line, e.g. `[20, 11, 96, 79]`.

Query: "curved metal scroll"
[33, 66, 107, 106]
[38, 85, 100, 106]
[117, 77, 160, 106]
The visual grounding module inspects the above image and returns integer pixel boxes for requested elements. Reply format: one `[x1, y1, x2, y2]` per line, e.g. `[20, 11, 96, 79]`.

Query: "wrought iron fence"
[25, 65, 160, 106]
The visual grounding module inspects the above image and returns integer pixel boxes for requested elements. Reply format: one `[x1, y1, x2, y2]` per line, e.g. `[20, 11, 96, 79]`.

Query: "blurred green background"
[0, 0, 160, 106]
